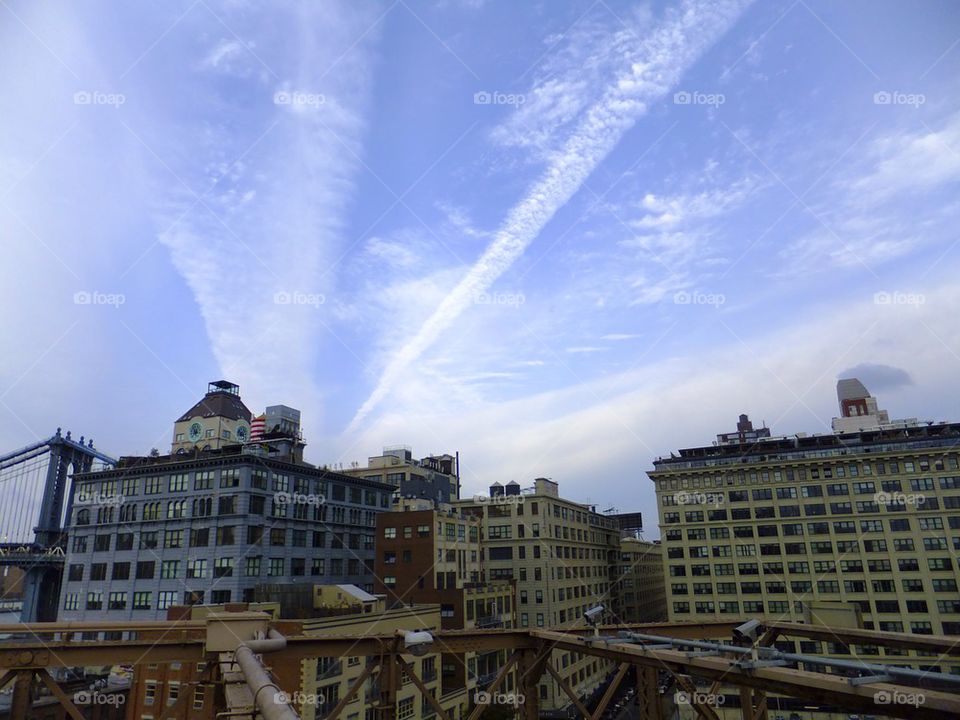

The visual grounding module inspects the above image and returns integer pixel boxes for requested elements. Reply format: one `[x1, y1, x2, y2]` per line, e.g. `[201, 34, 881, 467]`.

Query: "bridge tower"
[0, 429, 116, 622]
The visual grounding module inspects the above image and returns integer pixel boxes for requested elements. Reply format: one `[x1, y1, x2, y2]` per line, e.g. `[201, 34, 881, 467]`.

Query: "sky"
[2, 0, 960, 538]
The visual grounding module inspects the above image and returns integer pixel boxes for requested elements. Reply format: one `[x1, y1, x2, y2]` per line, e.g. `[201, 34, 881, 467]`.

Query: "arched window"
[76, 508, 90, 525]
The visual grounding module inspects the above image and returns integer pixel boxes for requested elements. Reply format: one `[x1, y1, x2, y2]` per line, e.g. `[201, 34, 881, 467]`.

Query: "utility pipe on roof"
[613, 632, 960, 689]
[233, 629, 299, 720]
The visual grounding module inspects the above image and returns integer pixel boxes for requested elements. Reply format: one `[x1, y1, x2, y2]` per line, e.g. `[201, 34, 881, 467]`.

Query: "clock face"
[235, 425, 248, 442]
[188, 422, 203, 442]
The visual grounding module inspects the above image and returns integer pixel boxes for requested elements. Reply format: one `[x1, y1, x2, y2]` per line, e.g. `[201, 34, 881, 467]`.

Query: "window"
[217, 526, 235, 545]
[220, 468, 240, 488]
[133, 591, 151, 610]
[214, 557, 234, 578]
[187, 559, 207, 579]
[158, 591, 177, 610]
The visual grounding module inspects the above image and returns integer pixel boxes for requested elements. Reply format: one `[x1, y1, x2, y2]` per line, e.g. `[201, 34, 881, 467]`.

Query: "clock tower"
[171, 380, 253, 454]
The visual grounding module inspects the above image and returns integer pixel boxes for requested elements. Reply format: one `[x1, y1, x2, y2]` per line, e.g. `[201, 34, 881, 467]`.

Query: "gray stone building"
[58, 449, 394, 621]
[57, 382, 395, 621]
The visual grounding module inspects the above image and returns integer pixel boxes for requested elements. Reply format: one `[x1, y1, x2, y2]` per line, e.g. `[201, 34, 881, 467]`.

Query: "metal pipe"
[233, 630, 299, 720]
[243, 628, 288, 653]
[612, 631, 960, 688]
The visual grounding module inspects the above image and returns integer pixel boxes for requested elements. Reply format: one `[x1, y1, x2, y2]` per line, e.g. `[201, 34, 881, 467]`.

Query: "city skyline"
[2, 0, 960, 530]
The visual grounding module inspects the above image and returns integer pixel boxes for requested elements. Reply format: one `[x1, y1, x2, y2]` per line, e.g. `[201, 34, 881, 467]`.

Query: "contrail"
[346, 0, 754, 434]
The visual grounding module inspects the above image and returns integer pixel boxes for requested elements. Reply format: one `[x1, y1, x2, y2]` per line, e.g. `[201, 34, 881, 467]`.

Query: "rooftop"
[652, 420, 960, 472]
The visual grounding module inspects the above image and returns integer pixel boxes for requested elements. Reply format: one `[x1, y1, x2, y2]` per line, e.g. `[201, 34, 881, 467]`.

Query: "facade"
[57, 384, 395, 621]
[652, 380, 960, 679]
[373, 500, 516, 696]
[344, 446, 460, 504]
[453, 478, 622, 716]
[615, 538, 666, 623]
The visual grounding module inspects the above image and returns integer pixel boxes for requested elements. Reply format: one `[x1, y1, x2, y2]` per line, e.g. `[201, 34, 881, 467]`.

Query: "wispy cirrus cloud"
[347, 0, 756, 432]
[155, 0, 381, 414]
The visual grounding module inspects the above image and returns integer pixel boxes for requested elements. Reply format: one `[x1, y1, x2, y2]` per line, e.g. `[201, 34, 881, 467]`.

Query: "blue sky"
[2, 0, 960, 533]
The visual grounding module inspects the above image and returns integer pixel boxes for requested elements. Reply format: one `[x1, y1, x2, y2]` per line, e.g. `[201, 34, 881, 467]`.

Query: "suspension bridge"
[0, 429, 116, 622]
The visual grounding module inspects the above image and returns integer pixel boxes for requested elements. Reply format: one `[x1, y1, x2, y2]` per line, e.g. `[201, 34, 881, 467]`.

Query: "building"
[651, 379, 960, 679]
[171, 380, 252, 453]
[297, 603, 478, 720]
[57, 382, 395, 621]
[344, 446, 461, 503]
[615, 538, 666, 623]
[125, 596, 481, 720]
[453, 478, 622, 716]
[313, 583, 385, 615]
[373, 499, 516, 697]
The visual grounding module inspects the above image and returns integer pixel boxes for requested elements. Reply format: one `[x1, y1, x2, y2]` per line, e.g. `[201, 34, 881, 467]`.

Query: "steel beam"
[768, 621, 960, 655]
[465, 651, 520, 720]
[530, 629, 960, 720]
[36, 668, 85, 720]
[323, 660, 378, 720]
[590, 662, 629, 720]
[545, 662, 592, 718]
[396, 656, 452, 720]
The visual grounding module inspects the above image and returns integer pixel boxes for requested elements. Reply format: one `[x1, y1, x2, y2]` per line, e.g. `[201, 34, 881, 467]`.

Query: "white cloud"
[343, 281, 960, 533]
[566, 346, 608, 354]
[783, 112, 960, 274]
[850, 112, 960, 198]
[157, 1, 382, 416]
[347, 0, 756, 433]
[202, 39, 246, 71]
